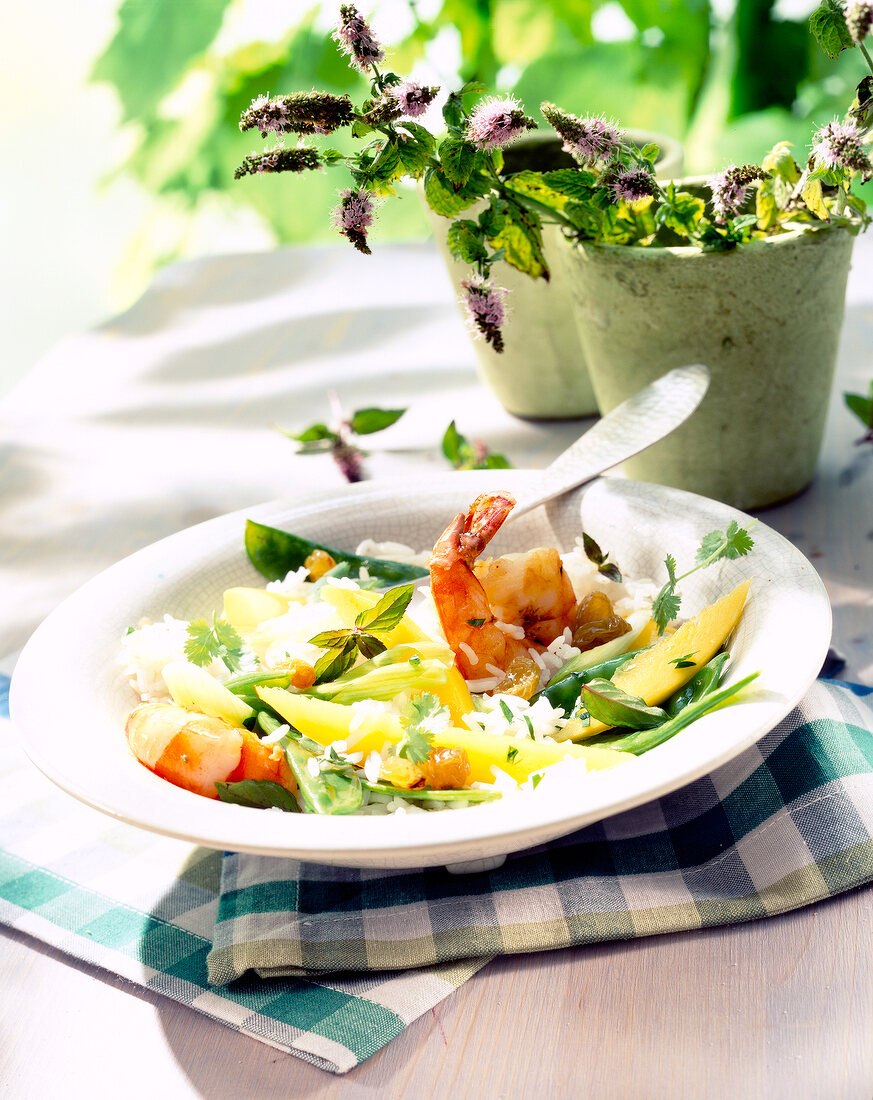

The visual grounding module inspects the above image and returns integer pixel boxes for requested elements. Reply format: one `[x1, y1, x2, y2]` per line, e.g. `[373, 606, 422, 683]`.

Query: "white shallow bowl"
[11, 472, 830, 869]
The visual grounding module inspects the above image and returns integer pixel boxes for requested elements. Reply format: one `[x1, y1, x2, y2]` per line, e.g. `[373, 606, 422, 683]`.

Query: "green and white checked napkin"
[1, 670, 872, 1074]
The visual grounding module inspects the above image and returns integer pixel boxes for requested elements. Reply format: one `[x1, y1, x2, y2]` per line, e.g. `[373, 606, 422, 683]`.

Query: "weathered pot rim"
[569, 175, 859, 259]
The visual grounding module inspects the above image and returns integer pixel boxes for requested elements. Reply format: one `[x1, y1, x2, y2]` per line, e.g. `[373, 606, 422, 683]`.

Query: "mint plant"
[235, 3, 873, 353]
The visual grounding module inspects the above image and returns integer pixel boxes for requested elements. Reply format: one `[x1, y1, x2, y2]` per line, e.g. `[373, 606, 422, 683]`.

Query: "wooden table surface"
[1, 238, 871, 1098]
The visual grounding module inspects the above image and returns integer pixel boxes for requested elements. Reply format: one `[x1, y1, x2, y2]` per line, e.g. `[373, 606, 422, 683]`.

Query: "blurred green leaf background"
[92, 0, 867, 289]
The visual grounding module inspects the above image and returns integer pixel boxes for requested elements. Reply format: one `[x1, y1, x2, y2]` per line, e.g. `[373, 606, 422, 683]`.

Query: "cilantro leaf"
[653, 524, 754, 634]
[651, 586, 681, 635]
[398, 694, 447, 764]
[184, 615, 246, 672]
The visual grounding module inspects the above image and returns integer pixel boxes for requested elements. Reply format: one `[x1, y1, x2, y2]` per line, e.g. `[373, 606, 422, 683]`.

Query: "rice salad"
[120, 491, 755, 818]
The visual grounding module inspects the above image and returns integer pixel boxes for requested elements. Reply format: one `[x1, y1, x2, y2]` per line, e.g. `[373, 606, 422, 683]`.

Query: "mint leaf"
[349, 407, 406, 435]
[809, 0, 854, 59]
[355, 583, 415, 632]
[313, 638, 358, 683]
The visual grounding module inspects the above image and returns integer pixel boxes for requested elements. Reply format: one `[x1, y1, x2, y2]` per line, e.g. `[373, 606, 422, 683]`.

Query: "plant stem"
[859, 41, 873, 76]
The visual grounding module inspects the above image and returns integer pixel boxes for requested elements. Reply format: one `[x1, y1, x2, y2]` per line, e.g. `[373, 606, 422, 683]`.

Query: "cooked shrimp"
[125, 702, 296, 800]
[428, 491, 577, 680]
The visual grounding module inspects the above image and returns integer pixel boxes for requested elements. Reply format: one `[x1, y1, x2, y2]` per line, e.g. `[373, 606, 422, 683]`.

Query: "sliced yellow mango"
[568, 579, 751, 740]
[633, 617, 674, 649]
[257, 687, 403, 754]
[256, 686, 628, 785]
[318, 584, 474, 724]
[223, 587, 292, 629]
[430, 727, 630, 785]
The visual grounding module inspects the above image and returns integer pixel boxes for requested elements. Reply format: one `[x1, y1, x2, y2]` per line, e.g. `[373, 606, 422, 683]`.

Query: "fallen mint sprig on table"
[652, 520, 756, 634]
[280, 393, 406, 482]
[442, 421, 512, 470]
[844, 381, 873, 444]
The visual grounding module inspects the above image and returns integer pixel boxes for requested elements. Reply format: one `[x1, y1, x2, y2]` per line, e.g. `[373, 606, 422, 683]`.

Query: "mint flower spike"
[846, 1, 873, 44]
[331, 188, 377, 255]
[239, 92, 355, 137]
[465, 95, 537, 151]
[460, 275, 508, 353]
[234, 145, 322, 179]
[605, 165, 657, 207]
[540, 102, 622, 166]
[811, 120, 873, 177]
[390, 81, 440, 119]
[709, 163, 768, 222]
[332, 4, 385, 73]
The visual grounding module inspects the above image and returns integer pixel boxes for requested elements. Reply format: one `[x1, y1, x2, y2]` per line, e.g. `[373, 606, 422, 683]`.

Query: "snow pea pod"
[664, 652, 731, 717]
[534, 652, 638, 715]
[282, 738, 363, 815]
[245, 519, 429, 587]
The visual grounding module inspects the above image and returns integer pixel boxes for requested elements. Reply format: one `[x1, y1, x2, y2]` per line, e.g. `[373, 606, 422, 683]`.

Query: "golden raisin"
[494, 653, 541, 700]
[272, 659, 317, 690]
[421, 747, 471, 790]
[379, 755, 425, 790]
[571, 592, 632, 652]
[304, 549, 336, 580]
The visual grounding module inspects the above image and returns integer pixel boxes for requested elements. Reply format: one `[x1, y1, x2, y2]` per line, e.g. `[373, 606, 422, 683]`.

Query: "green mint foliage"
[506, 746, 520, 763]
[397, 694, 445, 764]
[845, 381, 873, 442]
[582, 532, 623, 583]
[185, 615, 246, 672]
[349, 407, 406, 435]
[215, 780, 299, 811]
[354, 584, 415, 632]
[652, 524, 754, 634]
[809, 1, 855, 59]
[442, 421, 512, 471]
[310, 585, 415, 683]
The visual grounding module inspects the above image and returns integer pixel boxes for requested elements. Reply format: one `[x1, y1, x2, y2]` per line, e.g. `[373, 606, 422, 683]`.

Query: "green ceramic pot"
[560, 222, 856, 510]
[427, 131, 684, 420]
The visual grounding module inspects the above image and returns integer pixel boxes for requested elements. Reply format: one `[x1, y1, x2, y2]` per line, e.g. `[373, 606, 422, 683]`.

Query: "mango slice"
[223, 586, 293, 629]
[256, 687, 628, 785]
[318, 584, 474, 724]
[567, 579, 751, 740]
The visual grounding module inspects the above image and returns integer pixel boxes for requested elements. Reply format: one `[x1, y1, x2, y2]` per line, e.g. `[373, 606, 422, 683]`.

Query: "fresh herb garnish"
[652, 521, 755, 634]
[281, 392, 406, 483]
[442, 421, 512, 471]
[506, 746, 520, 763]
[310, 583, 415, 683]
[397, 694, 447, 764]
[844, 381, 873, 445]
[582, 532, 622, 584]
[670, 653, 697, 669]
[184, 614, 246, 673]
[215, 780, 299, 811]
[499, 699, 515, 723]
[467, 617, 486, 627]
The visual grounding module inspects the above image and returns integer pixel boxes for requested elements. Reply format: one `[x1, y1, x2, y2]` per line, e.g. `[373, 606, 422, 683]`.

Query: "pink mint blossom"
[607, 167, 656, 206]
[465, 96, 536, 152]
[331, 189, 377, 254]
[460, 275, 508, 353]
[811, 120, 873, 176]
[540, 103, 622, 166]
[846, 1, 873, 43]
[709, 164, 767, 221]
[332, 5, 385, 73]
[389, 81, 439, 118]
